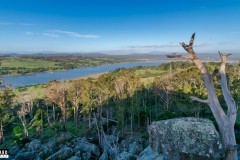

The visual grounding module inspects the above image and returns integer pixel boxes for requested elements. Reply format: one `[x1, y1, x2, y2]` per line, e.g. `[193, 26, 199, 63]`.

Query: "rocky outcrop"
[148, 117, 225, 160]
[74, 137, 100, 157]
[128, 142, 143, 155]
[9, 145, 20, 156]
[14, 150, 37, 160]
[28, 139, 41, 151]
[68, 156, 82, 160]
[45, 147, 73, 160]
[9, 133, 100, 160]
[9, 118, 225, 160]
[116, 151, 136, 160]
[41, 138, 57, 156]
[137, 146, 164, 160]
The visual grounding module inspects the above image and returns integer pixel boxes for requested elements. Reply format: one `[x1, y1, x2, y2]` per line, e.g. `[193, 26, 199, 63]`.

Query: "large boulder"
[74, 138, 100, 157]
[116, 151, 136, 160]
[107, 147, 120, 160]
[121, 136, 146, 150]
[148, 117, 225, 160]
[99, 151, 108, 160]
[46, 147, 73, 160]
[68, 156, 82, 160]
[41, 138, 57, 156]
[101, 135, 117, 151]
[128, 142, 143, 155]
[14, 151, 37, 160]
[137, 146, 164, 160]
[28, 139, 41, 151]
[9, 145, 20, 156]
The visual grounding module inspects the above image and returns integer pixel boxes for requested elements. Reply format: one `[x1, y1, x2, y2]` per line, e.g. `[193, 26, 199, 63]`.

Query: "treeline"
[0, 61, 240, 148]
[0, 67, 56, 75]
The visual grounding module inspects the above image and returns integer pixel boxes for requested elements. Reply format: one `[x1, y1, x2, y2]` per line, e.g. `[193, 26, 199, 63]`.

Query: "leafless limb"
[190, 96, 208, 104]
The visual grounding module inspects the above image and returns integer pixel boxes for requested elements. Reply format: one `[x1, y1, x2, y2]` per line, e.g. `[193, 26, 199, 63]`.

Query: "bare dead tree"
[17, 104, 30, 137]
[167, 33, 237, 160]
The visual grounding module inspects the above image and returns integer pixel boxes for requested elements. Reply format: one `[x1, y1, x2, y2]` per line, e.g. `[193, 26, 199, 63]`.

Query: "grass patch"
[135, 69, 165, 75]
[140, 77, 155, 86]
[1, 57, 58, 69]
[13, 84, 46, 100]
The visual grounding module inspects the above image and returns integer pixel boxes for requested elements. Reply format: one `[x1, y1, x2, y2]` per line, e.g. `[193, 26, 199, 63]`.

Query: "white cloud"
[46, 29, 99, 38]
[43, 32, 59, 38]
[128, 42, 209, 49]
[25, 29, 97, 39]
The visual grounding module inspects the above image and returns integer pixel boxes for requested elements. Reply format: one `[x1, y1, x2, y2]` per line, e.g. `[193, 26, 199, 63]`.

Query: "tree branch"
[219, 51, 232, 64]
[190, 96, 208, 104]
[167, 33, 227, 126]
[219, 52, 237, 117]
[189, 32, 196, 46]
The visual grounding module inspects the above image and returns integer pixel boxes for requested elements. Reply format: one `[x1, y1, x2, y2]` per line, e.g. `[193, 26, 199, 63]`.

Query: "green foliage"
[13, 126, 23, 137]
[29, 109, 45, 133]
[13, 125, 30, 147]
[156, 110, 177, 120]
[1, 61, 240, 147]
[50, 121, 65, 133]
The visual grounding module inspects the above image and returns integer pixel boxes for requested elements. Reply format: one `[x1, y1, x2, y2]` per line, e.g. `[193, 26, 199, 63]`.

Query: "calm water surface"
[1, 61, 163, 88]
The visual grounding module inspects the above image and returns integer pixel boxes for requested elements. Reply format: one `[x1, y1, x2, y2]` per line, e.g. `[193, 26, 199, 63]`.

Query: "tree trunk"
[41, 110, 43, 133]
[30, 101, 33, 119]
[94, 113, 101, 145]
[167, 33, 238, 160]
[0, 121, 4, 144]
[53, 104, 56, 122]
[88, 112, 91, 129]
[21, 118, 28, 137]
[121, 104, 125, 137]
[73, 107, 76, 125]
[75, 105, 79, 132]
[106, 109, 109, 134]
[61, 104, 67, 132]
[46, 103, 51, 125]
[130, 98, 134, 135]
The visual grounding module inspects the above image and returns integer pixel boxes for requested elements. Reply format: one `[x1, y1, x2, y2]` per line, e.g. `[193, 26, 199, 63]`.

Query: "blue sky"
[0, 0, 240, 54]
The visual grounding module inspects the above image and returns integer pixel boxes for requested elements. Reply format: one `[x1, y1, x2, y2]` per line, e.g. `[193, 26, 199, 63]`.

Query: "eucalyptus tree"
[14, 89, 36, 120]
[0, 87, 14, 143]
[95, 75, 114, 118]
[126, 73, 141, 135]
[80, 80, 97, 128]
[153, 75, 178, 111]
[114, 75, 128, 137]
[68, 80, 85, 131]
[167, 33, 238, 160]
[45, 81, 69, 131]
[17, 105, 29, 137]
[14, 92, 33, 137]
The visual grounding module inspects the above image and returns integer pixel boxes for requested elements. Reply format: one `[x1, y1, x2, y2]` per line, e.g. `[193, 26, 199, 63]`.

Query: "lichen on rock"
[148, 117, 225, 160]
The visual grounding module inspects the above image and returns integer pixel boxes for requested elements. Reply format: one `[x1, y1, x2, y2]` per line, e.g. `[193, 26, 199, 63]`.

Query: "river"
[1, 61, 163, 88]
